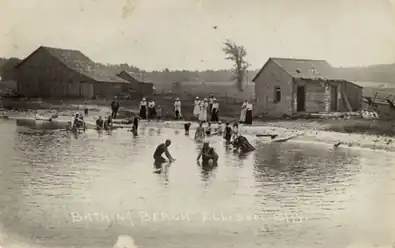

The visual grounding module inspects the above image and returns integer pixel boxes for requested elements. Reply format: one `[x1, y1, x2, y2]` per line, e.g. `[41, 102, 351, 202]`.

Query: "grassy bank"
[2, 96, 395, 137]
[0, 95, 243, 121]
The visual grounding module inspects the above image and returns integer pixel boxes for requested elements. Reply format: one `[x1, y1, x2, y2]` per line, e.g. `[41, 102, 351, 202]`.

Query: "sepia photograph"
[1, 0, 395, 247]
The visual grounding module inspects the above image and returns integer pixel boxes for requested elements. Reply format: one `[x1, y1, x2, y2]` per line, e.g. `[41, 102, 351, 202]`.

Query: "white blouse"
[148, 101, 155, 108]
[140, 100, 147, 108]
[246, 103, 253, 110]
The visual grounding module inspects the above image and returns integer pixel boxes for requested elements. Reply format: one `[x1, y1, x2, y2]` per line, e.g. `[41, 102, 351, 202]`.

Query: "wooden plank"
[341, 87, 352, 112]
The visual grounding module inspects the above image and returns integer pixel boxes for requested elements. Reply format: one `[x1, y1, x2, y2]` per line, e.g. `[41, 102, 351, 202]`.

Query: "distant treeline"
[2, 57, 395, 85]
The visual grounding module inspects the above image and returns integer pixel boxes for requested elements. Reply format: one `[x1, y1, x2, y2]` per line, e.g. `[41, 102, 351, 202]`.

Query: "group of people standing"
[239, 100, 253, 125]
[110, 95, 253, 125]
[193, 95, 220, 122]
[138, 97, 161, 120]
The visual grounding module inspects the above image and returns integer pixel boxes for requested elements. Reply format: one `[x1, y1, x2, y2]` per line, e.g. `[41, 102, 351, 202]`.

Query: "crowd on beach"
[64, 94, 257, 167]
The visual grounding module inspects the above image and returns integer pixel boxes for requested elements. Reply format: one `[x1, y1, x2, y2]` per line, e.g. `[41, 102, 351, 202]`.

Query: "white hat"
[196, 96, 199, 99]
[176, 97, 180, 100]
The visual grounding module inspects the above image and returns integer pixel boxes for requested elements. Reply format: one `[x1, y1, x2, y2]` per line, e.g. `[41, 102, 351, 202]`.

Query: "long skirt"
[148, 107, 157, 119]
[240, 109, 246, 122]
[245, 110, 252, 125]
[199, 109, 207, 122]
[175, 109, 182, 119]
[211, 109, 219, 122]
[193, 105, 200, 117]
[140, 106, 147, 119]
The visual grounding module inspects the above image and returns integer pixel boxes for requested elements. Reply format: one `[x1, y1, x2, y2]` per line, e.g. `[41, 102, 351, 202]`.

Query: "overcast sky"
[1, 0, 395, 71]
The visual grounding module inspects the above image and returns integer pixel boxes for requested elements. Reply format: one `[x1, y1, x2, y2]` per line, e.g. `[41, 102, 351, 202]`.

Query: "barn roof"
[252, 57, 342, 82]
[16, 46, 129, 84]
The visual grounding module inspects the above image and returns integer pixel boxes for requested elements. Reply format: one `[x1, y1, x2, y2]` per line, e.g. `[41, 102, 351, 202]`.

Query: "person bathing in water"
[195, 122, 205, 140]
[153, 139, 176, 163]
[96, 116, 104, 130]
[184, 122, 191, 135]
[224, 122, 232, 142]
[232, 135, 255, 153]
[205, 122, 212, 136]
[197, 141, 219, 166]
[212, 121, 223, 135]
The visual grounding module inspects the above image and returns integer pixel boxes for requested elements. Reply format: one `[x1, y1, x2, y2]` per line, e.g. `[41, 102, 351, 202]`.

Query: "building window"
[274, 87, 281, 102]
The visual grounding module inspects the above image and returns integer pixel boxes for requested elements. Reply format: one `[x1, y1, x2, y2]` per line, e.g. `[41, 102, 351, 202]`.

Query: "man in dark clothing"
[184, 122, 191, 135]
[232, 135, 255, 153]
[153, 139, 175, 163]
[197, 141, 218, 166]
[223, 122, 232, 142]
[96, 116, 104, 130]
[111, 97, 120, 119]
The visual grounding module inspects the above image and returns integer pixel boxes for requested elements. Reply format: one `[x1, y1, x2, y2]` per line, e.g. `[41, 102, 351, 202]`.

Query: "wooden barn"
[14, 46, 130, 98]
[116, 70, 154, 96]
[252, 58, 363, 116]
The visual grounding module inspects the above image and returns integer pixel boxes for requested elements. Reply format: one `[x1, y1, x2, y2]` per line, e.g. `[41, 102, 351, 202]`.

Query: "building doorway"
[330, 85, 338, 111]
[297, 86, 305, 112]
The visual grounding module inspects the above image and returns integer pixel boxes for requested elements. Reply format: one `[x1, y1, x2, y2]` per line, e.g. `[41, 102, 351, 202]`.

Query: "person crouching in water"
[195, 122, 205, 140]
[197, 141, 219, 166]
[73, 113, 85, 131]
[104, 116, 113, 130]
[205, 122, 212, 136]
[212, 121, 223, 135]
[148, 99, 156, 121]
[223, 122, 232, 143]
[232, 122, 239, 141]
[153, 139, 176, 163]
[232, 135, 255, 153]
[96, 116, 104, 130]
[184, 122, 191, 135]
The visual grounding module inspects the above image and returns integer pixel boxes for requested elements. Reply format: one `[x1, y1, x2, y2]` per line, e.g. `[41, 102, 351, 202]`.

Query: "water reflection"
[1, 119, 395, 248]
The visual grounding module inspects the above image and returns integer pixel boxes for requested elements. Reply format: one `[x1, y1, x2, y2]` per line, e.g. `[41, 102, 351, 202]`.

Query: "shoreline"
[1, 112, 395, 153]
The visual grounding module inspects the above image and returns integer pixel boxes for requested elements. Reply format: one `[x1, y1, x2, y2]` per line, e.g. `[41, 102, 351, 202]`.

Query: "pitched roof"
[17, 46, 130, 84]
[252, 57, 341, 82]
[118, 70, 153, 84]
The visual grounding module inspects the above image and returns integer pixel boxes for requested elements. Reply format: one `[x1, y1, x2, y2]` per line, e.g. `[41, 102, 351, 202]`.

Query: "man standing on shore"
[111, 96, 120, 119]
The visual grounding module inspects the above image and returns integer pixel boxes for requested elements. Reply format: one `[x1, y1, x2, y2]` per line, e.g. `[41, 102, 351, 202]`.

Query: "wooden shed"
[116, 70, 154, 96]
[253, 58, 363, 116]
[14, 46, 130, 98]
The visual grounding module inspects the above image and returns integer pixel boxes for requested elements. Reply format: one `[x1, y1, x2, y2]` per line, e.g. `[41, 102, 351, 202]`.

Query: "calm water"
[1, 119, 395, 248]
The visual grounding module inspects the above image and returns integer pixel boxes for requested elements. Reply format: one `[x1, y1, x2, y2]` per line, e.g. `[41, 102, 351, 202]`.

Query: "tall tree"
[222, 39, 249, 91]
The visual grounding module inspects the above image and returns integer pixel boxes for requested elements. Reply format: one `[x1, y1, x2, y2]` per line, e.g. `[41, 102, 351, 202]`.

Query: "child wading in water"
[184, 122, 191, 135]
[224, 122, 232, 142]
[205, 122, 212, 136]
[195, 122, 205, 140]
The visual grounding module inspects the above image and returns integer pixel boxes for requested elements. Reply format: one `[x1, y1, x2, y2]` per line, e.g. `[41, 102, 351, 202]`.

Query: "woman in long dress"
[245, 102, 253, 125]
[139, 98, 147, 119]
[148, 99, 157, 120]
[198, 99, 207, 122]
[239, 100, 247, 123]
[193, 97, 201, 119]
[211, 99, 219, 122]
[174, 97, 182, 119]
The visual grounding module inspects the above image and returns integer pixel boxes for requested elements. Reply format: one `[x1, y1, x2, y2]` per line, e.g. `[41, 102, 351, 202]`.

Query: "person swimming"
[232, 135, 255, 153]
[153, 139, 176, 163]
[197, 141, 219, 166]
[194, 122, 205, 140]
[212, 121, 223, 135]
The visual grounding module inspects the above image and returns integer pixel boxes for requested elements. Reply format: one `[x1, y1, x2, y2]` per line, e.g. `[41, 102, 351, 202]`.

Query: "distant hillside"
[0, 57, 258, 86]
[335, 64, 395, 84]
[2, 56, 395, 87]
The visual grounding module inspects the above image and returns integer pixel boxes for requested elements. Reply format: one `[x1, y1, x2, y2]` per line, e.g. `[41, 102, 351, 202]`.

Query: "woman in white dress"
[174, 97, 182, 119]
[239, 100, 247, 123]
[198, 99, 207, 122]
[193, 96, 201, 118]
